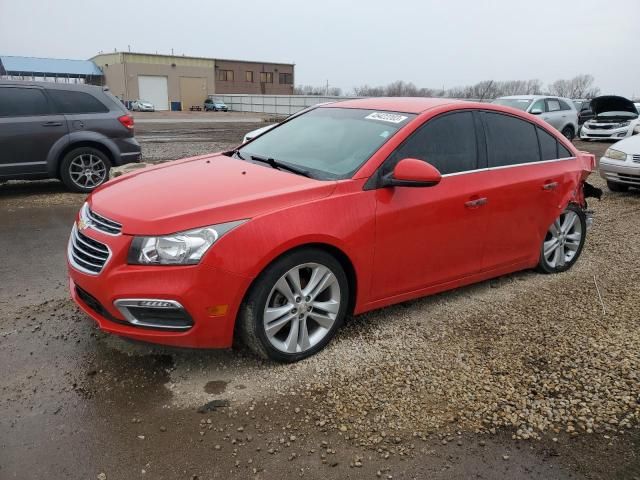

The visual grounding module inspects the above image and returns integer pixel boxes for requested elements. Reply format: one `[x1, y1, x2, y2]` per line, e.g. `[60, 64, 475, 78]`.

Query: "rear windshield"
[492, 98, 533, 111]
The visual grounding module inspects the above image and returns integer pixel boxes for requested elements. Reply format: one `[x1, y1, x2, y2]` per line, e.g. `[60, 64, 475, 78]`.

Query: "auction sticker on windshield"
[365, 112, 409, 124]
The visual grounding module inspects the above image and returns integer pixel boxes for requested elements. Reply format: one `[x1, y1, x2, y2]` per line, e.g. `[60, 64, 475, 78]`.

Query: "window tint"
[558, 143, 572, 158]
[547, 99, 561, 112]
[387, 112, 478, 175]
[530, 99, 545, 112]
[48, 89, 108, 114]
[558, 99, 572, 111]
[537, 127, 558, 160]
[483, 112, 539, 167]
[0, 87, 50, 116]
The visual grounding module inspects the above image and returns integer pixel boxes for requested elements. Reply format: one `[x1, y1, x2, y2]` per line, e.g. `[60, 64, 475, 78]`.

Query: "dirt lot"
[0, 121, 638, 480]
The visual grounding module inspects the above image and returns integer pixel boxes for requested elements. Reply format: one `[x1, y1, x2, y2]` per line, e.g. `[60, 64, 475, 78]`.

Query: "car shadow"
[0, 179, 85, 202]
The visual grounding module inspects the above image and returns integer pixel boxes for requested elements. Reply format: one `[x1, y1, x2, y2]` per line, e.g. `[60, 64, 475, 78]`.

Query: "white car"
[599, 134, 640, 192]
[492, 95, 579, 139]
[580, 96, 639, 141]
[130, 100, 155, 112]
[243, 124, 276, 143]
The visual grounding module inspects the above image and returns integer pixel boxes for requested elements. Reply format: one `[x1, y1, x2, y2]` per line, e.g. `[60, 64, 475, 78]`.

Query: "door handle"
[42, 121, 62, 127]
[465, 197, 488, 208]
[542, 182, 558, 191]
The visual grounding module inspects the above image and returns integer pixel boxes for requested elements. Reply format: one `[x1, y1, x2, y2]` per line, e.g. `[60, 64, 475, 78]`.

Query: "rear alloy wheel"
[561, 126, 575, 140]
[238, 248, 349, 362]
[537, 204, 586, 274]
[60, 147, 111, 193]
[607, 180, 629, 192]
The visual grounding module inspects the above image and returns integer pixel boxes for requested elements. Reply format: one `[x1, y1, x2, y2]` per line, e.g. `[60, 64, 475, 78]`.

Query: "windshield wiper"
[230, 148, 245, 160]
[249, 155, 312, 178]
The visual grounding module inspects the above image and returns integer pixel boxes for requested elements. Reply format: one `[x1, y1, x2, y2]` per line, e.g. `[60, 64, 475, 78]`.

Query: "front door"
[370, 111, 490, 300]
[0, 86, 67, 176]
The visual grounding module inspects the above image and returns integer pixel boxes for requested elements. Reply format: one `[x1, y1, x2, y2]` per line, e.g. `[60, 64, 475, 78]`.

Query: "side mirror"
[530, 108, 543, 115]
[381, 158, 442, 188]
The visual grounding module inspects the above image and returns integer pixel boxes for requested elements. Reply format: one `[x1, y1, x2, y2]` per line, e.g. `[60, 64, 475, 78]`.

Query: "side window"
[537, 127, 558, 160]
[47, 90, 109, 114]
[387, 112, 478, 175]
[530, 99, 545, 113]
[0, 87, 50, 116]
[558, 143, 572, 158]
[558, 100, 572, 111]
[546, 99, 561, 112]
[483, 112, 540, 167]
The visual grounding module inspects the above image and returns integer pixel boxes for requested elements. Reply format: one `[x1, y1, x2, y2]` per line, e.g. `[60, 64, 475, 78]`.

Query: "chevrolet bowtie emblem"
[77, 218, 90, 231]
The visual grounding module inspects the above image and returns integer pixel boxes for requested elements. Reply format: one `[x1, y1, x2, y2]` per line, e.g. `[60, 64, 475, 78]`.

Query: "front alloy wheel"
[237, 248, 348, 362]
[538, 204, 586, 273]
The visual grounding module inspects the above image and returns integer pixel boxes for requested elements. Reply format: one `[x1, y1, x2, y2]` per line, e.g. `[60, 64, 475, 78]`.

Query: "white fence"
[210, 94, 358, 115]
[210, 94, 490, 115]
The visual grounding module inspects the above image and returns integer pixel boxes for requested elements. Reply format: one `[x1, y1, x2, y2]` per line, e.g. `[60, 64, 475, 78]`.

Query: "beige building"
[91, 52, 294, 111]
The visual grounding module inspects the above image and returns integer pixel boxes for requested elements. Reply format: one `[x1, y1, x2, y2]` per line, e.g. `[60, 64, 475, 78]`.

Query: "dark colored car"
[578, 101, 594, 126]
[0, 81, 141, 192]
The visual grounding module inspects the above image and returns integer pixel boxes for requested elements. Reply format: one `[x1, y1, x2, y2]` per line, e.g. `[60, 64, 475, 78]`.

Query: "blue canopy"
[0, 55, 102, 76]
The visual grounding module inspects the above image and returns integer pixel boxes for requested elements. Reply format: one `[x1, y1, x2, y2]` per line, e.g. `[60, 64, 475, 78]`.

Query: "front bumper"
[599, 157, 640, 187]
[580, 124, 631, 140]
[67, 226, 252, 348]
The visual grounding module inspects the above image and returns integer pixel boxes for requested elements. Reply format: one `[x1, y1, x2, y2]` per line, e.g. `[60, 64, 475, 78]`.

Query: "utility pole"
[326, 79, 329, 96]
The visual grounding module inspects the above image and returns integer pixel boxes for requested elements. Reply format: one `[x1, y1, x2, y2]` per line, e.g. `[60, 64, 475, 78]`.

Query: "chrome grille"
[68, 225, 110, 274]
[633, 154, 640, 164]
[86, 206, 122, 235]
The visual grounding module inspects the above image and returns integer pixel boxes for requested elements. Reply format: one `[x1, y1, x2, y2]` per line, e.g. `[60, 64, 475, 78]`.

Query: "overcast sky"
[1, 0, 638, 96]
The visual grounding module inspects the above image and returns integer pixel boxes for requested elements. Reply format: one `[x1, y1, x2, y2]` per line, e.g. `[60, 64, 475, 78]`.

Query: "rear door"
[478, 112, 566, 269]
[544, 98, 564, 129]
[46, 89, 119, 142]
[0, 85, 67, 177]
[371, 111, 490, 300]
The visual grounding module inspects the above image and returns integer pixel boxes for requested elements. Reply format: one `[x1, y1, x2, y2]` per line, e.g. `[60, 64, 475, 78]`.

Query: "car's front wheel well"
[56, 141, 114, 178]
[239, 242, 358, 318]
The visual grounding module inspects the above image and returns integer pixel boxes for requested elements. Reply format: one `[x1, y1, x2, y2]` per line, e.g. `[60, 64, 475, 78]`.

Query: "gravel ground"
[2, 128, 639, 479]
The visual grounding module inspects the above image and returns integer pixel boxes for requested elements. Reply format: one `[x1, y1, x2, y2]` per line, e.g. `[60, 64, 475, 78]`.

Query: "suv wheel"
[60, 147, 111, 193]
[237, 248, 349, 362]
[561, 126, 575, 140]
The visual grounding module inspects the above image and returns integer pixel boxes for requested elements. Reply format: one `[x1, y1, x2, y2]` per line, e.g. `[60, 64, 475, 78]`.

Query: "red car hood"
[89, 154, 337, 235]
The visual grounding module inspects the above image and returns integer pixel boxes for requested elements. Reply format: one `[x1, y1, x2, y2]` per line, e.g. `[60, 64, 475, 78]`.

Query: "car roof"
[319, 97, 464, 114]
[0, 79, 105, 93]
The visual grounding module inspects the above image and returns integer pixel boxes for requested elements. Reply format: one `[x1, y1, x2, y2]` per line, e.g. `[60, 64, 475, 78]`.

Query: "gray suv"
[492, 95, 579, 140]
[0, 81, 141, 192]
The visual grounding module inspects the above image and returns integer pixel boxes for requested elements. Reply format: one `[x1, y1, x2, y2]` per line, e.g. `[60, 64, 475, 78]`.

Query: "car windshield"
[492, 98, 533, 111]
[237, 107, 415, 180]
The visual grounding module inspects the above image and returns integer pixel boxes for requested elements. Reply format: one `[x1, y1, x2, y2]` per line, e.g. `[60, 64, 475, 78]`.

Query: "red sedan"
[68, 98, 597, 362]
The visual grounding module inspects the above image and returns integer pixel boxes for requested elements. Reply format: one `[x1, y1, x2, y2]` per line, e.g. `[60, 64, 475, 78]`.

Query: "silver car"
[599, 134, 640, 192]
[131, 99, 155, 112]
[492, 95, 579, 139]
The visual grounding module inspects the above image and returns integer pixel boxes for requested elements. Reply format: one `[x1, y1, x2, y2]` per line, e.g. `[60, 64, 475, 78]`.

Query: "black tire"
[537, 204, 586, 274]
[607, 180, 629, 192]
[561, 126, 575, 140]
[59, 147, 111, 193]
[237, 248, 349, 362]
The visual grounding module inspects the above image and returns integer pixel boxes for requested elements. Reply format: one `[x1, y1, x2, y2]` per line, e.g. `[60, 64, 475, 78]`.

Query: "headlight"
[614, 121, 631, 129]
[604, 148, 627, 161]
[128, 220, 246, 265]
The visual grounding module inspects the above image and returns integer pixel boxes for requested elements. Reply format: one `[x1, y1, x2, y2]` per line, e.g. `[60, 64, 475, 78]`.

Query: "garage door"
[179, 77, 207, 111]
[138, 76, 169, 111]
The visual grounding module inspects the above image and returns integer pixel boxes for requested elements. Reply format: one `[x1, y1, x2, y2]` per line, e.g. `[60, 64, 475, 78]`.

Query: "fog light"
[114, 298, 193, 330]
